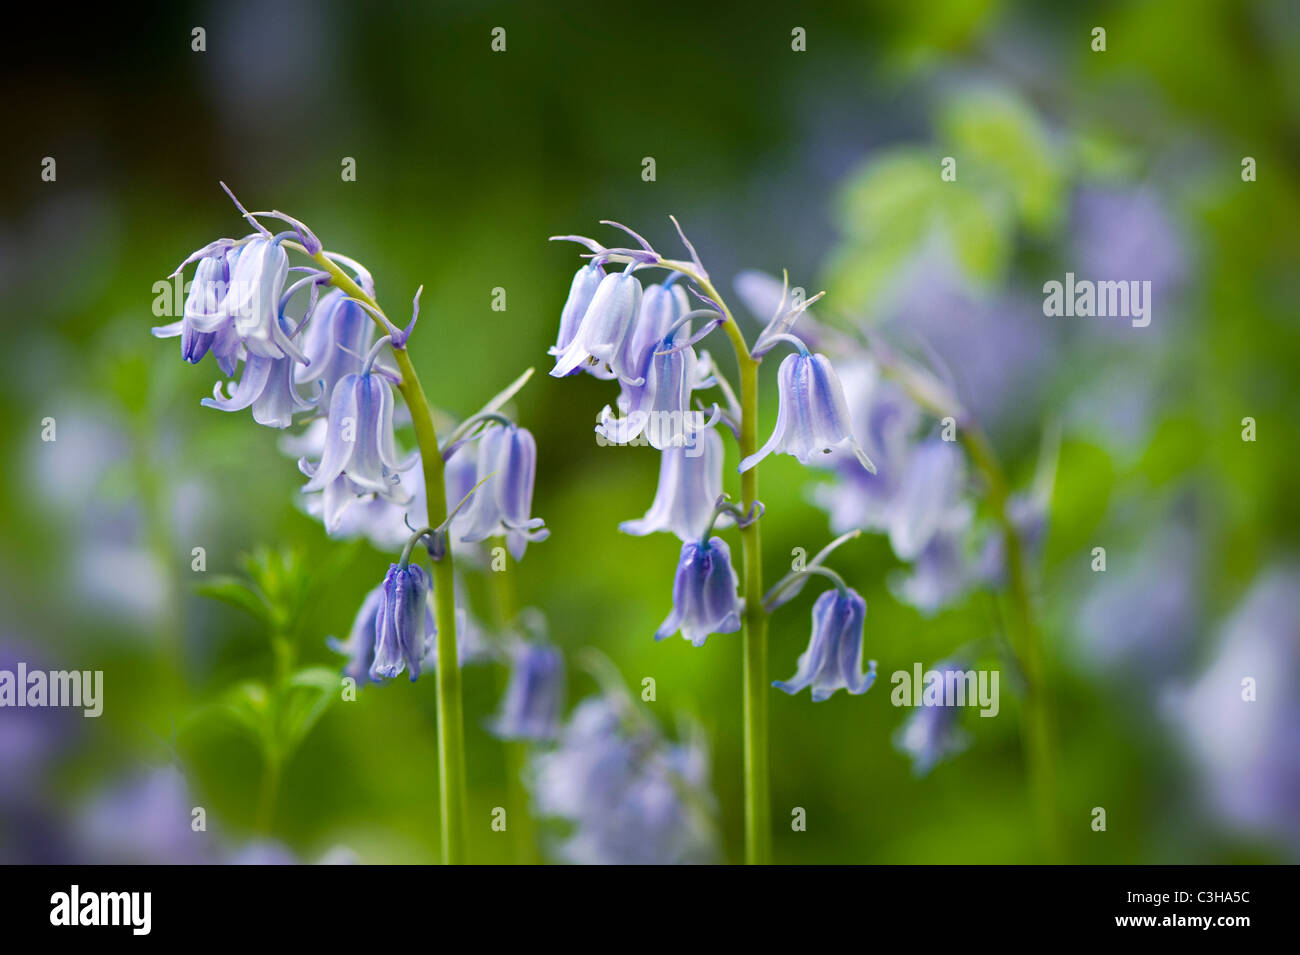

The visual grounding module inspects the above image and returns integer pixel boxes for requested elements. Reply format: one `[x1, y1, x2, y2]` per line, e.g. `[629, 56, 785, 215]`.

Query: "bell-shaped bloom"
[549, 263, 606, 361]
[655, 536, 742, 647]
[152, 248, 243, 375]
[740, 351, 874, 473]
[458, 424, 549, 560]
[327, 585, 385, 686]
[773, 587, 877, 701]
[299, 368, 414, 498]
[295, 289, 373, 400]
[887, 440, 969, 561]
[224, 236, 305, 362]
[488, 641, 566, 741]
[621, 426, 727, 541]
[597, 337, 702, 451]
[202, 344, 314, 429]
[550, 271, 641, 380]
[371, 563, 432, 682]
[615, 280, 689, 394]
[893, 662, 971, 775]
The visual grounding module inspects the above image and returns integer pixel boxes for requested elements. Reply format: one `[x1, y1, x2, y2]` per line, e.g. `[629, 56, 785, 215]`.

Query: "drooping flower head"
[299, 346, 414, 500]
[327, 585, 385, 686]
[458, 424, 549, 560]
[489, 640, 566, 741]
[201, 340, 315, 429]
[152, 247, 243, 375]
[549, 269, 642, 381]
[295, 288, 373, 401]
[223, 235, 305, 362]
[773, 586, 877, 701]
[620, 426, 728, 542]
[371, 562, 432, 682]
[741, 347, 875, 473]
[655, 536, 743, 647]
[549, 263, 606, 363]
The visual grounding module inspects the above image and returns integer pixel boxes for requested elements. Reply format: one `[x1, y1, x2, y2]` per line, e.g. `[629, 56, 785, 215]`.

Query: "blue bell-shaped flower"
[773, 587, 877, 701]
[655, 536, 742, 647]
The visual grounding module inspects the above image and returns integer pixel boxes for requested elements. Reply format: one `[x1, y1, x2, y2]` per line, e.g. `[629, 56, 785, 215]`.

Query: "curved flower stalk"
[155, 185, 548, 864]
[547, 220, 870, 864]
[791, 295, 1062, 856]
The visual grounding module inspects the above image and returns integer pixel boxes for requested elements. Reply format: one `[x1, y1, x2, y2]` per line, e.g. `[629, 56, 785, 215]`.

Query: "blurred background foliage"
[1, 0, 1297, 863]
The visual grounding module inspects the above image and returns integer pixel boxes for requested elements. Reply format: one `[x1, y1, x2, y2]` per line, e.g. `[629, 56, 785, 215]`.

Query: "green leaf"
[195, 575, 274, 623]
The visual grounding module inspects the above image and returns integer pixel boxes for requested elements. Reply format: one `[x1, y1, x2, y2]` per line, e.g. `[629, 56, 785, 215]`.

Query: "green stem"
[664, 262, 771, 865]
[960, 426, 1061, 861]
[310, 251, 468, 865]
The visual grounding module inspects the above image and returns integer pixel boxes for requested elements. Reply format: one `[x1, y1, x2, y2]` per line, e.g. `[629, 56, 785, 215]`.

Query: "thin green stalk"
[310, 250, 468, 864]
[663, 262, 771, 865]
[960, 426, 1061, 861]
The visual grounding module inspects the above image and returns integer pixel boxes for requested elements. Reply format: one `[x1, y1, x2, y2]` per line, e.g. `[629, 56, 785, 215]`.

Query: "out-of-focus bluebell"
[327, 584, 384, 686]
[371, 563, 431, 682]
[621, 427, 728, 542]
[457, 424, 549, 560]
[655, 536, 742, 647]
[489, 641, 565, 741]
[1072, 186, 1187, 306]
[1172, 566, 1300, 856]
[528, 695, 717, 865]
[774, 587, 877, 701]
[77, 766, 216, 864]
[893, 661, 971, 775]
[740, 350, 875, 473]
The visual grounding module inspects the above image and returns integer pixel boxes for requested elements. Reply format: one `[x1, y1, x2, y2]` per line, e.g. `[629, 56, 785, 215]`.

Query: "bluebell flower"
[202, 341, 315, 429]
[549, 263, 606, 363]
[615, 279, 689, 394]
[886, 440, 969, 561]
[893, 661, 971, 775]
[295, 289, 373, 401]
[597, 334, 703, 451]
[371, 563, 432, 681]
[489, 641, 566, 741]
[773, 587, 877, 701]
[549, 270, 642, 381]
[528, 694, 718, 865]
[152, 248, 243, 375]
[740, 350, 874, 473]
[620, 426, 727, 542]
[1175, 566, 1300, 854]
[327, 585, 384, 686]
[223, 236, 306, 362]
[299, 366, 414, 499]
[655, 536, 742, 647]
[458, 424, 549, 560]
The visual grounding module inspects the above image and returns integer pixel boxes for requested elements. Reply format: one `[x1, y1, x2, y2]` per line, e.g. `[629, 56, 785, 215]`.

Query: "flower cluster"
[548, 223, 878, 692]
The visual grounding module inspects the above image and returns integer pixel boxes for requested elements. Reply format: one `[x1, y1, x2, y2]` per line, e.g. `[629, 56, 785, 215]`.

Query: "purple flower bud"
[740, 351, 874, 473]
[621, 427, 728, 541]
[489, 641, 566, 741]
[295, 289, 373, 401]
[299, 369, 413, 498]
[371, 563, 432, 681]
[458, 424, 549, 560]
[549, 271, 642, 380]
[549, 263, 605, 361]
[655, 536, 743, 647]
[773, 588, 877, 701]
[202, 348, 315, 429]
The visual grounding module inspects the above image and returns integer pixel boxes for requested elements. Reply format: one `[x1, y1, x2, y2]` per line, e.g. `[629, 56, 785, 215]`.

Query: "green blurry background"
[2, 0, 1298, 863]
